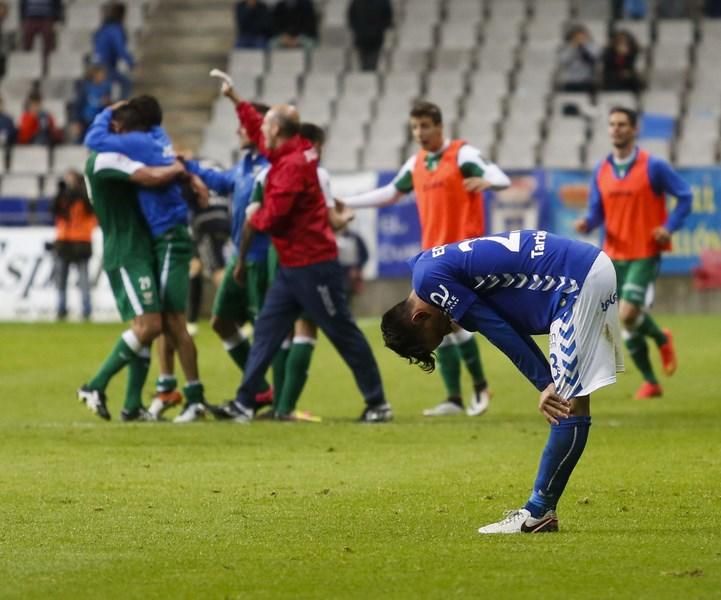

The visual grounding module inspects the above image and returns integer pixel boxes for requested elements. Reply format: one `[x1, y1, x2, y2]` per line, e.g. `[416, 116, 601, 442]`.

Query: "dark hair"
[106, 2, 126, 23]
[410, 100, 443, 125]
[274, 111, 300, 138]
[299, 122, 325, 146]
[608, 106, 638, 127]
[112, 104, 144, 131]
[129, 95, 162, 128]
[381, 300, 436, 373]
[252, 102, 270, 115]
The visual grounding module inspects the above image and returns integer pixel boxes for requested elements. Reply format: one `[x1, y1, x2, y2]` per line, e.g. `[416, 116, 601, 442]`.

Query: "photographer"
[52, 169, 97, 320]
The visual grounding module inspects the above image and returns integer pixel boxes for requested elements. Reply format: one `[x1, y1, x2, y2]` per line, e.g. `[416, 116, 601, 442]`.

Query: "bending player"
[381, 230, 623, 533]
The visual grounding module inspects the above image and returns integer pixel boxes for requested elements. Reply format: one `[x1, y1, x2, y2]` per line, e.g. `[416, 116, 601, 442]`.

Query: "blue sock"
[524, 416, 591, 518]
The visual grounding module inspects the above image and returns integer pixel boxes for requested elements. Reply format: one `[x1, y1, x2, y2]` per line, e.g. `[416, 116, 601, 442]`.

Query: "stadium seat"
[309, 48, 348, 73]
[65, 4, 103, 31]
[47, 52, 87, 81]
[323, 139, 360, 172]
[0, 174, 41, 199]
[5, 51, 43, 80]
[52, 146, 89, 174]
[10, 148, 51, 176]
[268, 50, 307, 76]
[228, 50, 266, 77]
[261, 74, 300, 104]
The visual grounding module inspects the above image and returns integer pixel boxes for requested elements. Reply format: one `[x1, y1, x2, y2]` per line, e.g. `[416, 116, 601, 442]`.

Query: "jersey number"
[458, 230, 521, 253]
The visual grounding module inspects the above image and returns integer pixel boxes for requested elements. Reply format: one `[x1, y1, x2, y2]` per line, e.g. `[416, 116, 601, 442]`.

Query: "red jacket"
[237, 102, 337, 267]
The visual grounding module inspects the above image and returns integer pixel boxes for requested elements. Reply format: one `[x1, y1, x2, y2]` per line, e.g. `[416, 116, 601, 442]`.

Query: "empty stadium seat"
[1, 175, 41, 199]
[10, 148, 51, 176]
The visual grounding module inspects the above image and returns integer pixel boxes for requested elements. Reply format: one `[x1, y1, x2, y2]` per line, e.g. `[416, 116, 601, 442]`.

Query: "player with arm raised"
[182, 103, 274, 408]
[341, 101, 511, 418]
[381, 230, 624, 533]
[210, 78, 390, 423]
[574, 106, 691, 400]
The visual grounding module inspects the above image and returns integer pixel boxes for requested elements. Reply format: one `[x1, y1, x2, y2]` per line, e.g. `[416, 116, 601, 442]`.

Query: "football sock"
[436, 343, 462, 399]
[624, 330, 658, 384]
[188, 273, 203, 324]
[271, 340, 291, 410]
[87, 330, 141, 391]
[223, 332, 250, 371]
[124, 347, 151, 412]
[525, 416, 591, 518]
[636, 313, 667, 347]
[275, 338, 315, 416]
[456, 335, 486, 388]
[183, 380, 204, 405]
[155, 374, 177, 393]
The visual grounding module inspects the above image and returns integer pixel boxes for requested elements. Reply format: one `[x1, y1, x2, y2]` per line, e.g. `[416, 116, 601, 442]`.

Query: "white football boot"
[467, 387, 491, 416]
[477, 508, 559, 534]
[173, 402, 206, 423]
[422, 400, 464, 416]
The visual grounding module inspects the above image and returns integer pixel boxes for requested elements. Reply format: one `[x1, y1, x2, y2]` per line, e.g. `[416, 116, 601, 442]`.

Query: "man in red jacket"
[212, 83, 391, 423]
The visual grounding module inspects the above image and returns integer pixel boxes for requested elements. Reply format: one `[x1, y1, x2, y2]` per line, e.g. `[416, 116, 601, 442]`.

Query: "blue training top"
[410, 230, 601, 391]
[186, 152, 271, 262]
[84, 108, 188, 238]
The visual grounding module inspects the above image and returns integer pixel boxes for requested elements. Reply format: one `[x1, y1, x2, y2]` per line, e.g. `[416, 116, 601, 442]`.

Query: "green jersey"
[84, 151, 153, 270]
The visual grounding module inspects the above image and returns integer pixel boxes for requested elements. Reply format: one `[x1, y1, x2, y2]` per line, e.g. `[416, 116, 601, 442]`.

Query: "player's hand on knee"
[539, 383, 570, 425]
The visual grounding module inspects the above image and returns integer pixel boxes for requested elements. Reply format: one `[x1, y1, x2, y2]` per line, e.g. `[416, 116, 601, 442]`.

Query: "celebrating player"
[183, 103, 274, 406]
[78, 122, 187, 421]
[381, 230, 624, 533]
[211, 81, 391, 423]
[341, 101, 510, 417]
[575, 106, 691, 399]
[84, 97, 212, 422]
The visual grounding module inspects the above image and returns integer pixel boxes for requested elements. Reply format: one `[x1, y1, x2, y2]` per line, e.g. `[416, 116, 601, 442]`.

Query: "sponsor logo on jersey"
[600, 291, 618, 312]
[429, 284, 460, 312]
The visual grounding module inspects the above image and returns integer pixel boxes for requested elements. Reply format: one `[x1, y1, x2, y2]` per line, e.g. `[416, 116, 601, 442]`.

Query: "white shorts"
[548, 252, 624, 399]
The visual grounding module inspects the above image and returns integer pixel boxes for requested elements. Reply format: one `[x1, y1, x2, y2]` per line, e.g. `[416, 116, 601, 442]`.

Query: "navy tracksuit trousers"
[235, 259, 386, 409]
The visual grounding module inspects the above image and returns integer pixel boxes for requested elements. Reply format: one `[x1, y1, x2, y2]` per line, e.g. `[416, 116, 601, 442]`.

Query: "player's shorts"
[212, 255, 270, 322]
[613, 256, 661, 308]
[154, 225, 193, 313]
[106, 261, 161, 321]
[549, 251, 624, 399]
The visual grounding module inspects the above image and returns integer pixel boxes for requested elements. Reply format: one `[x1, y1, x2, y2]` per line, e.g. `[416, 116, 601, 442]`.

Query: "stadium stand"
[0, 0, 156, 223]
[197, 0, 720, 173]
[2, 0, 721, 225]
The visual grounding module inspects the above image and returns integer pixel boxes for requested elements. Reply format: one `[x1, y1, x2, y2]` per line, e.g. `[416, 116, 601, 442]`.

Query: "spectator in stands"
[602, 30, 643, 93]
[347, 0, 393, 72]
[557, 24, 600, 95]
[0, 1, 9, 77]
[17, 91, 64, 145]
[93, 2, 134, 99]
[235, 0, 272, 49]
[77, 63, 113, 129]
[0, 96, 16, 146]
[52, 169, 97, 321]
[20, 0, 62, 64]
[705, 0, 721, 16]
[270, 0, 318, 50]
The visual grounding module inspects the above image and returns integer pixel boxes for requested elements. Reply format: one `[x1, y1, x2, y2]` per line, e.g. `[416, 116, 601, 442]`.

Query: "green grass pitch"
[1, 315, 720, 599]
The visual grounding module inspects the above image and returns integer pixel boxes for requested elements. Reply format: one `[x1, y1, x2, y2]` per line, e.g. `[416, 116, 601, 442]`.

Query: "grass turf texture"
[1, 316, 720, 599]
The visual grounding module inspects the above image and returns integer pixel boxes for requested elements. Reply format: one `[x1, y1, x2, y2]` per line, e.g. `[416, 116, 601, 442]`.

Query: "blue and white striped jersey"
[410, 230, 601, 390]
